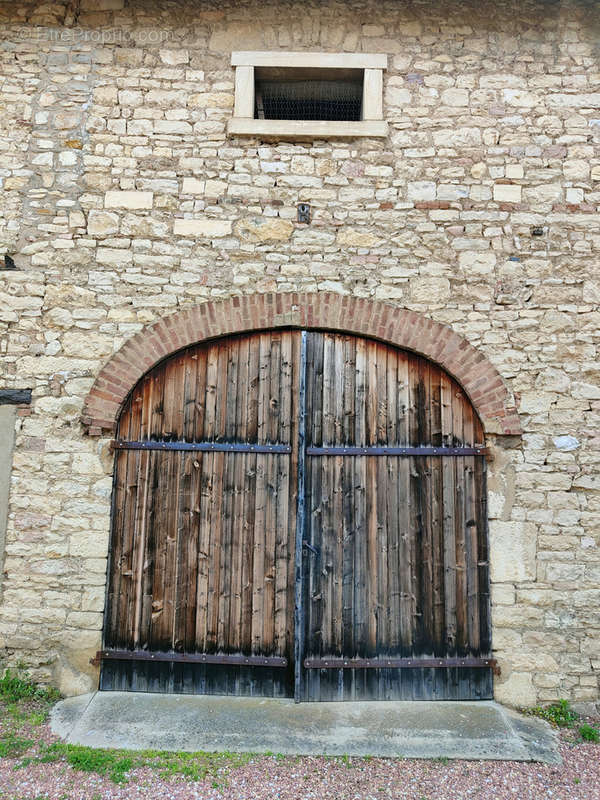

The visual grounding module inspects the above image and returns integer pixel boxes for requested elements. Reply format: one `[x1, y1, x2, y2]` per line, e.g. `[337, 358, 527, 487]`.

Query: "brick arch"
[82, 293, 521, 437]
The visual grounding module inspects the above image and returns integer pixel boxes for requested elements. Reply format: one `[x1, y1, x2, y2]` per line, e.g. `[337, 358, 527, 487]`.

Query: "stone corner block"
[489, 520, 537, 583]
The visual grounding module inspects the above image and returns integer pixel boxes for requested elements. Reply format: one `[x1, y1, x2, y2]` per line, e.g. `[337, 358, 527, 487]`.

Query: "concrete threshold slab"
[51, 692, 559, 764]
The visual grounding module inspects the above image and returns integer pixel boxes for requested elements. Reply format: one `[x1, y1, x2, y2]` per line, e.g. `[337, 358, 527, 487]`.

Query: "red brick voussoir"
[81, 292, 522, 437]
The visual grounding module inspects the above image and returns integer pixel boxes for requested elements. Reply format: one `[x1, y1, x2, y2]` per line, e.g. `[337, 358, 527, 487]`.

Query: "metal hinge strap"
[91, 650, 288, 668]
[111, 440, 292, 454]
[303, 656, 499, 674]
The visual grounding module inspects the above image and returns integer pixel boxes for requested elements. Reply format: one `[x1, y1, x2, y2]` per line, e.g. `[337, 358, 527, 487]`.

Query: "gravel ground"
[1, 705, 599, 800]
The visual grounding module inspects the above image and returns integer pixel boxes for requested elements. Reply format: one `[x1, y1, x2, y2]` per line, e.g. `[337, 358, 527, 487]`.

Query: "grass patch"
[0, 665, 60, 705]
[579, 723, 600, 743]
[0, 732, 35, 758]
[42, 743, 135, 784]
[524, 698, 578, 728]
[32, 743, 254, 784]
[0, 667, 254, 787]
[142, 748, 253, 783]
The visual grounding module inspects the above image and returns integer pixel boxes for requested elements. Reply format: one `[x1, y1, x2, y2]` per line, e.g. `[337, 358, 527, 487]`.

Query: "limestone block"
[407, 181, 436, 202]
[72, 453, 104, 476]
[174, 218, 233, 238]
[188, 93, 234, 108]
[459, 251, 496, 274]
[81, 587, 105, 612]
[441, 88, 469, 106]
[96, 248, 133, 266]
[115, 49, 144, 67]
[451, 238, 490, 251]
[572, 382, 600, 400]
[93, 85, 118, 105]
[146, 89, 188, 107]
[410, 276, 451, 303]
[205, 180, 228, 196]
[503, 89, 539, 107]
[554, 509, 581, 527]
[493, 184, 522, 203]
[518, 472, 572, 491]
[159, 49, 189, 65]
[572, 475, 600, 491]
[154, 120, 193, 135]
[432, 128, 481, 147]
[385, 86, 411, 106]
[59, 151, 78, 167]
[62, 333, 112, 359]
[87, 210, 119, 237]
[546, 563, 585, 582]
[566, 188, 584, 203]
[506, 165, 524, 179]
[81, 0, 124, 9]
[127, 119, 153, 136]
[291, 156, 315, 175]
[563, 159, 590, 180]
[45, 308, 73, 329]
[35, 396, 81, 420]
[53, 112, 81, 130]
[120, 215, 169, 238]
[495, 672, 540, 708]
[234, 217, 293, 243]
[491, 585, 516, 605]
[69, 531, 109, 560]
[546, 93, 600, 108]
[55, 662, 96, 698]
[519, 392, 554, 414]
[489, 520, 537, 583]
[66, 611, 103, 629]
[118, 90, 143, 107]
[182, 178, 206, 194]
[437, 184, 469, 201]
[336, 228, 380, 248]
[511, 652, 559, 672]
[523, 184, 563, 204]
[105, 191, 153, 210]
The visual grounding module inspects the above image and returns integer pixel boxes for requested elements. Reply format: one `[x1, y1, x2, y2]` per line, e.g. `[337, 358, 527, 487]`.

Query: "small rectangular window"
[255, 68, 363, 122]
[228, 52, 388, 139]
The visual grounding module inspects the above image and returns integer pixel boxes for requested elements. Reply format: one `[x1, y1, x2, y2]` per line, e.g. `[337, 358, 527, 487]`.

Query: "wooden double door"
[101, 329, 493, 700]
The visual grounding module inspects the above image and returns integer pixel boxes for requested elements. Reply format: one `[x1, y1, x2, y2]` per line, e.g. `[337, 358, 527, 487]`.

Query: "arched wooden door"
[100, 330, 493, 700]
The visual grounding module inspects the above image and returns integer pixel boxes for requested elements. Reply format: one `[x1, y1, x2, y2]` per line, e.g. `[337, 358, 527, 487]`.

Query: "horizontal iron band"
[112, 440, 292, 454]
[92, 649, 288, 668]
[306, 446, 487, 457]
[303, 657, 498, 671]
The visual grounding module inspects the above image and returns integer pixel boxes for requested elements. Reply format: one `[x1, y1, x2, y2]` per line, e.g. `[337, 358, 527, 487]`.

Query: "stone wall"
[0, 0, 598, 707]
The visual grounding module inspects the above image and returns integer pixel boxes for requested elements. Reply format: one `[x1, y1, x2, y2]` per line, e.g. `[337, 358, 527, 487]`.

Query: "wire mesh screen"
[256, 80, 363, 121]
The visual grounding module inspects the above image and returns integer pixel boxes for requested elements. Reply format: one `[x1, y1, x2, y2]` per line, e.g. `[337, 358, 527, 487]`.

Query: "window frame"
[228, 51, 388, 138]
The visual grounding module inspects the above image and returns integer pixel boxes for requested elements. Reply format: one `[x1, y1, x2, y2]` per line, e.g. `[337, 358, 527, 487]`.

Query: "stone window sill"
[227, 118, 388, 139]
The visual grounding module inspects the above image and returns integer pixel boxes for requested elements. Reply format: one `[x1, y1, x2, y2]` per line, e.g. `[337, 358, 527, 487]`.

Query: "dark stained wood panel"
[102, 331, 300, 696]
[300, 331, 491, 701]
[102, 328, 491, 701]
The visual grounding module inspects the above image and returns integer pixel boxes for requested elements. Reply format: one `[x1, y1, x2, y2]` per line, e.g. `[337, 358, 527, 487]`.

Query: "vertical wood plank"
[294, 331, 308, 701]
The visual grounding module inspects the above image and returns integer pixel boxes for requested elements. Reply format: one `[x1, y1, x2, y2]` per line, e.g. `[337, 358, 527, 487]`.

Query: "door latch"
[302, 540, 319, 557]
